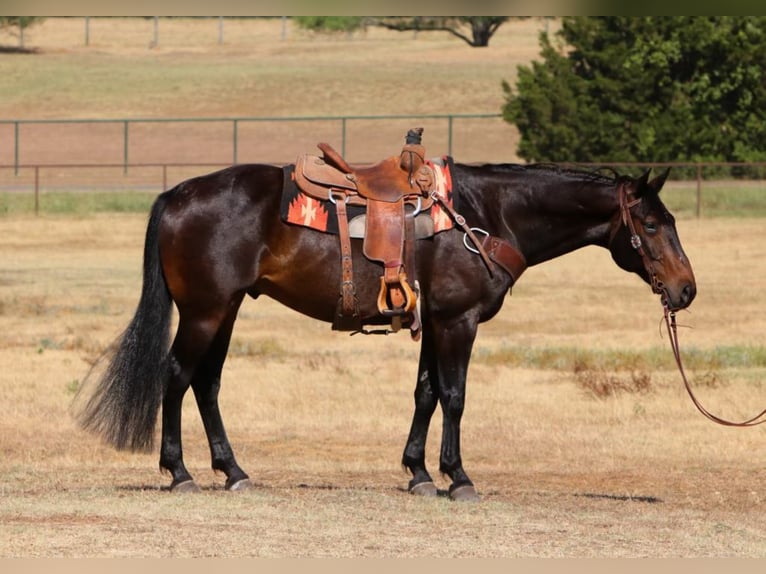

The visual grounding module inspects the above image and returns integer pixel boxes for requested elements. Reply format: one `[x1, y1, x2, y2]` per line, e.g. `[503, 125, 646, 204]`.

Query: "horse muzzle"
[660, 280, 696, 312]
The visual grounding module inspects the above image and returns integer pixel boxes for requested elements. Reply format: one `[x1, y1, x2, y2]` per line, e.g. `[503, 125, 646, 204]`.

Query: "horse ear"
[632, 169, 651, 197]
[647, 167, 671, 194]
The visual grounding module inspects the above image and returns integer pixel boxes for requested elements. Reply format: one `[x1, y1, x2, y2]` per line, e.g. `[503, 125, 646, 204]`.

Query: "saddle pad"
[281, 157, 457, 236]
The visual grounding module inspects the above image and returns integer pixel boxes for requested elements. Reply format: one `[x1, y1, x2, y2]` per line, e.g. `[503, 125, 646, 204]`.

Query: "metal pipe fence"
[0, 114, 503, 176]
[2, 115, 766, 217]
[3, 160, 766, 218]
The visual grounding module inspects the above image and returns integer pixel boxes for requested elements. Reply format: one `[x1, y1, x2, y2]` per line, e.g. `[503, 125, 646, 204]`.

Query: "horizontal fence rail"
[0, 114, 503, 175]
[3, 161, 766, 218]
[2, 115, 766, 217]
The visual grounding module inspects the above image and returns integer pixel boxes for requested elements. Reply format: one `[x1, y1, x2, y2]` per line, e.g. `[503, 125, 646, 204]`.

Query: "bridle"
[614, 181, 766, 427]
[614, 181, 667, 301]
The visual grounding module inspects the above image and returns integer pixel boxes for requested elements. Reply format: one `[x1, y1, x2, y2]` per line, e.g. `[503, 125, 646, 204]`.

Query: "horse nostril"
[681, 283, 696, 306]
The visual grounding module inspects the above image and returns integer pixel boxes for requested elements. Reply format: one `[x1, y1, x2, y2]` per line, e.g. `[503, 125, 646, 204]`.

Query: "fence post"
[85, 16, 90, 46]
[14, 121, 19, 176]
[123, 120, 129, 174]
[218, 16, 224, 45]
[447, 115, 454, 156]
[34, 165, 39, 215]
[232, 119, 239, 164]
[696, 163, 702, 218]
[341, 117, 347, 157]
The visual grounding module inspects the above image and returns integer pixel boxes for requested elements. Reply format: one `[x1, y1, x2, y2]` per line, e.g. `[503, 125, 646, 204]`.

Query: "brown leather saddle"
[292, 128, 435, 339]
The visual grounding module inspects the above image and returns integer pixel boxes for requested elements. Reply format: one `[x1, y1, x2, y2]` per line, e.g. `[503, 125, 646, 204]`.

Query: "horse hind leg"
[160, 309, 233, 492]
[190, 297, 252, 491]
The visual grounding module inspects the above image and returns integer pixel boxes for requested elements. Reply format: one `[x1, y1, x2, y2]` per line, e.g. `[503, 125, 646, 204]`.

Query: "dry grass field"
[1, 17, 766, 558]
[1, 214, 765, 558]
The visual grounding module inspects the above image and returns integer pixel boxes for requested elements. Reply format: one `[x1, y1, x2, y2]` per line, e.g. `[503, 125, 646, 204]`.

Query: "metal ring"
[410, 196, 423, 217]
[328, 189, 349, 205]
[463, 227, 489, 254]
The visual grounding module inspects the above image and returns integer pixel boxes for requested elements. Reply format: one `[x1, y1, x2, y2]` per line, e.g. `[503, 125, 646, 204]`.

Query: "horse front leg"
[402, 326, 440, 496]
[434, 315, 480, 501]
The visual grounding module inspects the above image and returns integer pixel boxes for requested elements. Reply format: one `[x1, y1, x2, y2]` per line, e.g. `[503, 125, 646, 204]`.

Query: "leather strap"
[331, 191, 360, 330]
[615, 182, 665, 297]
[404, 205, 422, 340]
[480, 235, 527, 284]
[665, 308, 766, 427]
[430, 190, 527, 284]
[430, 191, 496, 277]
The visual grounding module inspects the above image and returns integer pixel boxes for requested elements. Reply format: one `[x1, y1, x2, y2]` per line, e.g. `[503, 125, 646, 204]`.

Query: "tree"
[294, 16, 512, 47]
[502, 17, 766, 164]
[0, 17, 44, 49]
[294, 16, 366, 35]
[375, 17, 511, 47]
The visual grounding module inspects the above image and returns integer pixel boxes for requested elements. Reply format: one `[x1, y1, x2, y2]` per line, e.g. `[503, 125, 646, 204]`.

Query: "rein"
[616, 181, 766, 427]
[663, 307, 766, 427]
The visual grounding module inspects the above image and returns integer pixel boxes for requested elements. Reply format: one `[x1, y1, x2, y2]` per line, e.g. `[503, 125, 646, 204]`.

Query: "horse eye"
[644, 221, 658, 234]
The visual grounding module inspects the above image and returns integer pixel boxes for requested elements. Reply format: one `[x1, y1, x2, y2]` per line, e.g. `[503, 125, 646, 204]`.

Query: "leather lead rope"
[664, 307, 766, 427]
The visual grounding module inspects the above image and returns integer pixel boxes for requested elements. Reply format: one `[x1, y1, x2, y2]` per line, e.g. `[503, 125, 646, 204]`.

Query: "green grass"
[2, 185, 766, 216]
[0, 191, 157, 214]
[662, 185, 766, 218]
[473, 344, 766, 371]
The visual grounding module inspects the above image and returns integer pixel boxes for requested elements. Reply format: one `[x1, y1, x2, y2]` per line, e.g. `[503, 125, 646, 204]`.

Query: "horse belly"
[253, 232, 384, 324]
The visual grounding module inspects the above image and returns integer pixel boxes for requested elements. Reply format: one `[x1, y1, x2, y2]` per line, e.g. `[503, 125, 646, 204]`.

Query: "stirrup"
[376, 272, 417, 317]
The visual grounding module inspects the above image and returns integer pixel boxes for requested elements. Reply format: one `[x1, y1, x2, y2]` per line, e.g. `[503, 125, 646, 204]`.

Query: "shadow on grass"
[0, 45, 38, 54]
[575, 492, 663, 504]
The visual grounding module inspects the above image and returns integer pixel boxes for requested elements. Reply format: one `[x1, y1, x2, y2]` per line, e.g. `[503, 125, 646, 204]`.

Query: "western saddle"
[292, 128, 527, 340]
[293, 128, 437, 339]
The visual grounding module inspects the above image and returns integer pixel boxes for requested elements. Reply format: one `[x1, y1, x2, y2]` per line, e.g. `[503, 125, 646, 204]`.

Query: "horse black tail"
[75, 192, 173, 452]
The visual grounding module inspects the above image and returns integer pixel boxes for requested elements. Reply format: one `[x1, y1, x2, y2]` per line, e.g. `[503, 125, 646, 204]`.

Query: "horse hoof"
[409, 481, 438, 497]
[226, 478, 254, 492]
[449, 484, 480, 502]
[171, 479, 200, 493]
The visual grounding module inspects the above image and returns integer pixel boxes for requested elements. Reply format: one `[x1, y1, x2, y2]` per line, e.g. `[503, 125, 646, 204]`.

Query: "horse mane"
[476, 162, 631, 187]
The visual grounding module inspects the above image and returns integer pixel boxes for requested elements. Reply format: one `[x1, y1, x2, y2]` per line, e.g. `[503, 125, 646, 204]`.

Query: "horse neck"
[460, 167, 620, 267]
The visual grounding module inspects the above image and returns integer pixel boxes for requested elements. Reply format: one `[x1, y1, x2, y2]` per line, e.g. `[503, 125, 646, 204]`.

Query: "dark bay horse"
[76, 160, 696, 500]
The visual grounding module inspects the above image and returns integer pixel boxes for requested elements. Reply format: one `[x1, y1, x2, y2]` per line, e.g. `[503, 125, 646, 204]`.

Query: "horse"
[75, 157, 696, 501]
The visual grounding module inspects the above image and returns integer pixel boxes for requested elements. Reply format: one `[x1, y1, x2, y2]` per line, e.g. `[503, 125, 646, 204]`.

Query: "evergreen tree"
[503, 17, 766, 164]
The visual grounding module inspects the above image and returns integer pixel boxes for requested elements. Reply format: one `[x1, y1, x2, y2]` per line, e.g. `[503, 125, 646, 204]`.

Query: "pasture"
[2, 213, 765, 557]
[1, 17, 766, 558]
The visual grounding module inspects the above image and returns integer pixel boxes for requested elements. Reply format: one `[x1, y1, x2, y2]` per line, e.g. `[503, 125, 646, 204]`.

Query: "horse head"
[608, 168, 696, 311]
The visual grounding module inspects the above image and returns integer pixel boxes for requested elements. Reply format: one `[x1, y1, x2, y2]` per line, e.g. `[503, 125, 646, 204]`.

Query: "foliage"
[293, 16, 366, 34]
[294, 16, 512, 47]
[503, 17, 766, 165]
[373, 17, 512, 47]
[0, 17, 44, 36]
